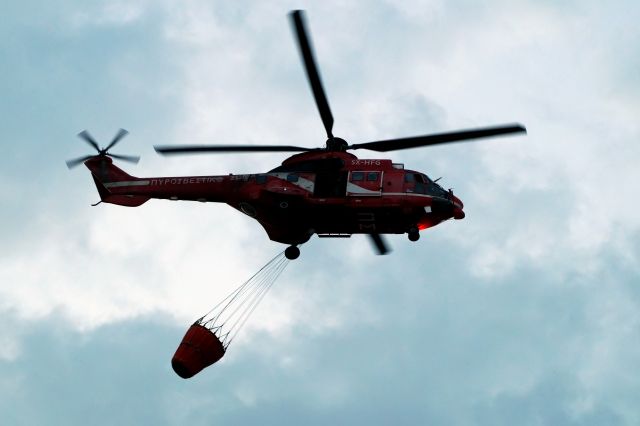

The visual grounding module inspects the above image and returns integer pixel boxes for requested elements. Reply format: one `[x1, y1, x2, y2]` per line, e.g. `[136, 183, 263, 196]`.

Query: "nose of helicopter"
[431, 195, 465, 219]
[451, 195, 465, 219]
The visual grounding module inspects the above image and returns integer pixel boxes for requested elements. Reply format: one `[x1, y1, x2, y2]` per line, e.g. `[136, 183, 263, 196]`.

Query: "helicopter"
[67, 10, 526, 260]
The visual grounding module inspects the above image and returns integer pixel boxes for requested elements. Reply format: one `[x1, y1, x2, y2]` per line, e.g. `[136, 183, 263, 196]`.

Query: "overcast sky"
[1, 0, 639, 424]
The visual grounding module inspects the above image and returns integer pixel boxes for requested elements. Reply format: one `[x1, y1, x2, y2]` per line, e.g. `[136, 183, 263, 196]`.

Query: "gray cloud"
[2, 244, 638, 425]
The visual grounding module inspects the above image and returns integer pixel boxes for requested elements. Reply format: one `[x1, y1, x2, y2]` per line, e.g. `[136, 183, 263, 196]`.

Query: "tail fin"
[85, 157, 150, 207]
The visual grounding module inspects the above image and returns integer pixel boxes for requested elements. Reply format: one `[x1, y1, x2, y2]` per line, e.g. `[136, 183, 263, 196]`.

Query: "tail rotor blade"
[109, 153, 140, 164]
[289, 10, 334, 139]
[77, 130, 100, 152]
[369, 233, 391, 255]
[66, 154, 95, 169]
[104, 128, 129, 151]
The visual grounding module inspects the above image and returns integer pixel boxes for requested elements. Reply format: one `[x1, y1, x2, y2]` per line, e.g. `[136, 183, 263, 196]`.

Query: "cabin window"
[287, 173, 299, 182]
[351, 172, 365, 181]
[404, 173, 415, 183]
[366, 172, 379, 181]
[256, 174, 268, 184]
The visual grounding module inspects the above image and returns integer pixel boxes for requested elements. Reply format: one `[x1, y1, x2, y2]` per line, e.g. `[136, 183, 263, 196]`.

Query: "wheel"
[285, 246, 300, 260]
[408, 227, 420, 242]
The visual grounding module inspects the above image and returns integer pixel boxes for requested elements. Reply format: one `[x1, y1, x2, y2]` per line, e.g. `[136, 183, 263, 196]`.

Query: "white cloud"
[0, 200, 277, 329]
[70, 0, 147, 28]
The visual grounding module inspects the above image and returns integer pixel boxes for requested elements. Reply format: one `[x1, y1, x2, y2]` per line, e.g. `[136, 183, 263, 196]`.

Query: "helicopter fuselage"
[85, 150, 464, 247]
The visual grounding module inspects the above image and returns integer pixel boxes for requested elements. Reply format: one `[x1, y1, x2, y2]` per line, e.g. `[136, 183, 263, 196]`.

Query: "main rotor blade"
[77, 130, 100, 152]
[154, 145, 314, 155]
[369, 233, 391, 255]
[104, 128, 129, 151]
[349, 124, 527, 152]
[109, 153, 140, 164]
[66, 154, 95, 169]
[290, 10, 334, 139]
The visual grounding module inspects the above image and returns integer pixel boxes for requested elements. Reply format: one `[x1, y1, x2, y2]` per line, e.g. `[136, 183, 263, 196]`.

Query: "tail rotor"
[66, 129, 140, 169]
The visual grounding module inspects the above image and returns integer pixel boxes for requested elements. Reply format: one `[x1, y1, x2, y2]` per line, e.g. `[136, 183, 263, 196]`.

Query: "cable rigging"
[172, 252, 289, 378]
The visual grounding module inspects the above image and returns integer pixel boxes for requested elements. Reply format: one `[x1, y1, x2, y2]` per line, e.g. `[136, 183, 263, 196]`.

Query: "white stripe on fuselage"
[384, 192, 433, 198]
[104, 180, 150, 188]
[346, 182, 380, 195]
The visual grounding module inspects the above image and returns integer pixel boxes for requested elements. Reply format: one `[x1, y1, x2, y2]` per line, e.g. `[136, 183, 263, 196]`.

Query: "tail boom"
[84, 157, 244, 206]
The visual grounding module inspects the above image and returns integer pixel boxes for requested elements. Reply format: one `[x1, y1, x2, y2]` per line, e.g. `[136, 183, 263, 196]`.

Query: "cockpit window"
[405, 172, 449, 197]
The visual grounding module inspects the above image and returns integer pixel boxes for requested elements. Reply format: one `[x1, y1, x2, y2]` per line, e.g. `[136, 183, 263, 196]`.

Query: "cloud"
[2, 248, 639, 424]
[2, 0, 640, 424]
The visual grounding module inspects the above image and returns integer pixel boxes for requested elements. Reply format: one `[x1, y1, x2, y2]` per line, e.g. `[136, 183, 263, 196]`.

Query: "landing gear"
[408, 227, 420, 242]
[285, 245, 300, 260]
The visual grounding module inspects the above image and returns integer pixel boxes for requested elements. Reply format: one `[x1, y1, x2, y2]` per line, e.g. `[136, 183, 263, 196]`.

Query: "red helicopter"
[67, 10, 526, 260]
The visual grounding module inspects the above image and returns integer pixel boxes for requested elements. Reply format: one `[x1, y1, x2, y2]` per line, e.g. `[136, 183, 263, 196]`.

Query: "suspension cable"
[200, 252, 289, 346]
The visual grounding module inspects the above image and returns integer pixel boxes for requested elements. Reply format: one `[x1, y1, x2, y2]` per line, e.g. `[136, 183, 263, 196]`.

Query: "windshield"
[424, 175, 450, 198]
[407, 173, 449, 198]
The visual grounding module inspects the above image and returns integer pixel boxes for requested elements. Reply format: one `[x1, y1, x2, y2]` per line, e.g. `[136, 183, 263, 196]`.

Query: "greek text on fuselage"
[150, 177, 225, 186]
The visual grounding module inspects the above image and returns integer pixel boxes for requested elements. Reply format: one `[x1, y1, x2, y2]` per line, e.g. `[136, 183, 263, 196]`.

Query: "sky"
[1, 0, 640, 424]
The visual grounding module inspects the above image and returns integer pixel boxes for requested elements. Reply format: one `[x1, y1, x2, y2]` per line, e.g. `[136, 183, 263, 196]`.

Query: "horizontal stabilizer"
[91, 175, 149, 207]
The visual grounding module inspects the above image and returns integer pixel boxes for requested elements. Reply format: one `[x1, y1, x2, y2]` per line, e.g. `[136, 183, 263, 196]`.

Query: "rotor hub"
[326, 137, 348, 152]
